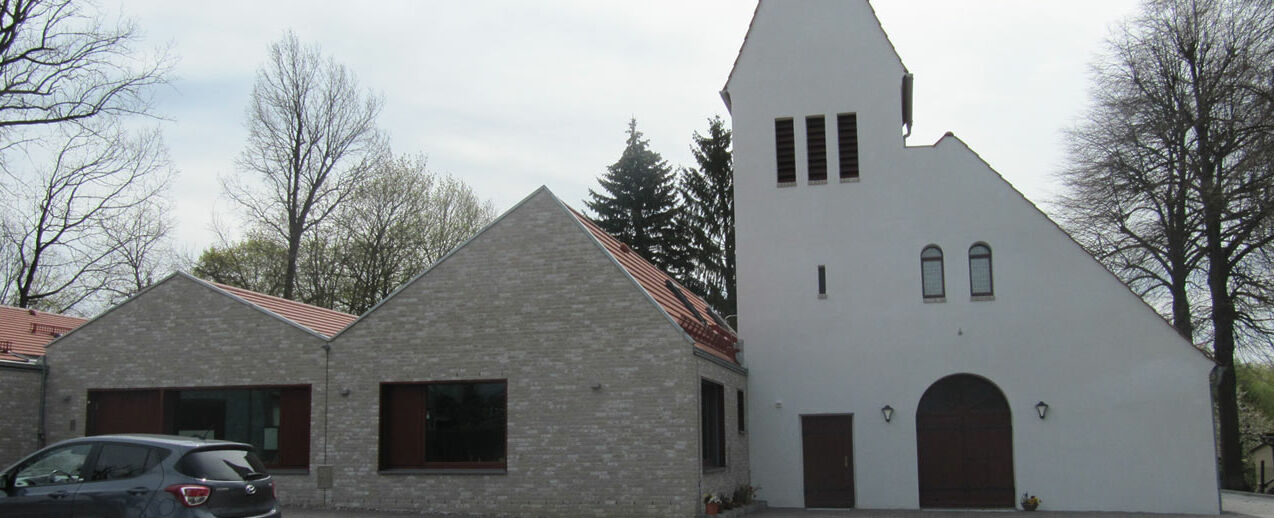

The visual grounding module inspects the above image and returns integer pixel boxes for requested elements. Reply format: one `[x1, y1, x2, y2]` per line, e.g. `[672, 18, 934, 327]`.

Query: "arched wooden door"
[916, 374, 1014, 508]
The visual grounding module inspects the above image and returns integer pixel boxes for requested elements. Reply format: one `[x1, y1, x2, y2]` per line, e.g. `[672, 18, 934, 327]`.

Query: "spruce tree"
[586, 118, 690, 279]
[678, 116, 735, 321]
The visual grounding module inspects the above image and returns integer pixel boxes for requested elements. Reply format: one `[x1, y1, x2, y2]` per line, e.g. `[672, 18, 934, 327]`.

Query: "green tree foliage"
[335, 155, 495, 314]
[678, 116, 735, 320]
[586, 118, 690, 280]
[192, 236, 288, 296]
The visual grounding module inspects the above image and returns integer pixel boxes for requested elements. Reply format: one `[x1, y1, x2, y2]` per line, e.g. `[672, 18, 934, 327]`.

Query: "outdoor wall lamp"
[1035, 401, 1049, 419]
[881, 405, 894, 423]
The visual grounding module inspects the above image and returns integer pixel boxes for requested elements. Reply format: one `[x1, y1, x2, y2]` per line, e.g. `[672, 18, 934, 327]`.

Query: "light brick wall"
[41, 275, 330, 505]
[697, 353, 751, 504]
[0, 363, 43, 467]
[35, 189, 746, 517]
[327, 190, 702, 517]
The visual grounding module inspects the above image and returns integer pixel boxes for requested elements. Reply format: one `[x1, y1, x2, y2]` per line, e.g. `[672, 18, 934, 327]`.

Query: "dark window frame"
[702, 379, 726, 468]
[378, 379, 508, 471]
[921, 245, 945, 299]
[775, 118, 796, 184]
[969, 243, 994, 296]
[837, 113, 860, 179]
[806, 115, 827, 182]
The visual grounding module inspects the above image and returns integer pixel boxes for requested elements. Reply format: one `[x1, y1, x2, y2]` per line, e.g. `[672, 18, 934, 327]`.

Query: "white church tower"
[724, 0, 1219, 513]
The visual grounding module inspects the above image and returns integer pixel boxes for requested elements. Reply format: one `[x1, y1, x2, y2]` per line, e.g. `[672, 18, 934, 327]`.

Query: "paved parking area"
[282, 491, 1274, 518]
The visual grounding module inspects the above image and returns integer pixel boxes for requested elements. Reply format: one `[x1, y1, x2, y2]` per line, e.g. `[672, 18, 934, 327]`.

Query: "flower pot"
[705, 502, 720, 515]
[1022, 502, 1039, 511]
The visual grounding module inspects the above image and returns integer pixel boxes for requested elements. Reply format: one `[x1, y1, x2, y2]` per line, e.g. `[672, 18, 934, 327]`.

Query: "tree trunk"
[1204, 172, 1246, 490]
[284, 227, 302, 301]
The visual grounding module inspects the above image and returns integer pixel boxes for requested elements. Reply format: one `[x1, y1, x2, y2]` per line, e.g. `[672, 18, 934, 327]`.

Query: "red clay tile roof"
[570, 210, 739, 364]
[0, 305, 87, 362]
[211, 282, 357, 338]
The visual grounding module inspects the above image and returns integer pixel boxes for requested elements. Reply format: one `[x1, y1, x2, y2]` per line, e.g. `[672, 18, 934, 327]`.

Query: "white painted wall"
[727, 0, 1219, 513]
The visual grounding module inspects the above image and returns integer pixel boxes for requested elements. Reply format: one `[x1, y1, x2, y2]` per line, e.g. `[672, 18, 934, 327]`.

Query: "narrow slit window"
[806, 115, 827, 182]
[838, 113, 859, 179]
[775, 118, 796, 183]
[921, 246, 945, 299]
[969, 244, 993, 296]
[817, 265, 826, 296]
[737, 389, 746, 433]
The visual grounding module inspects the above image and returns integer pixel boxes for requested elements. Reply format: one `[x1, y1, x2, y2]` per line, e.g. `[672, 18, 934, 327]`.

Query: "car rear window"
[176, 448, 268, 481]
[90, 444, 168, 481]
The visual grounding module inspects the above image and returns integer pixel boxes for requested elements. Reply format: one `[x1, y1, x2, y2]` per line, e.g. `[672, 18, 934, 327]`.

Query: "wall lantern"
[1035, 401, 1049, 419]
[881, 405, 894, 423]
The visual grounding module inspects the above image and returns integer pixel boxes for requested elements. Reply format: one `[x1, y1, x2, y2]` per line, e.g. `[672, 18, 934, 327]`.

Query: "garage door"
[916, 374, 1014, 508]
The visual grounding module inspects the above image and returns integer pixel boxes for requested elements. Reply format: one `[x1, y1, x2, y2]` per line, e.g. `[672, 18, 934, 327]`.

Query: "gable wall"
[41, 275, 330, 505]
[0, 364, 42, 467]
[730, 0, 1217, 513]
[325, 191, 704, 517]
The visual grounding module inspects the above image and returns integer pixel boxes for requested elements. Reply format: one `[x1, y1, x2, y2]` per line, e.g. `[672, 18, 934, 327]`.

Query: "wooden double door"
[915, 374, 1015, 508]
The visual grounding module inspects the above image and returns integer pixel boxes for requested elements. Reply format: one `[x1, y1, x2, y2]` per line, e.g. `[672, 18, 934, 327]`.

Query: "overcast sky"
[103, 0, 1142, 254]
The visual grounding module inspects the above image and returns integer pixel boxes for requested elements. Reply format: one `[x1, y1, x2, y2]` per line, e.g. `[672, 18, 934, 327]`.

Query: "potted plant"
[1021, 493, 1041, 511]
[704, 493, 722, 515]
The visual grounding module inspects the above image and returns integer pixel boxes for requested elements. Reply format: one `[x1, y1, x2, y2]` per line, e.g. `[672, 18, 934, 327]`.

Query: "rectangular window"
[775, 118, 796, 183]
[702, 379, 726, 468]
[737, 389, 746, 434]
[87, 386, 310, 470]
[379, 381, 508, 470]
[818, 265, 827, 296]
[806, 115, 827, 182]
[838, 113, 859, 179]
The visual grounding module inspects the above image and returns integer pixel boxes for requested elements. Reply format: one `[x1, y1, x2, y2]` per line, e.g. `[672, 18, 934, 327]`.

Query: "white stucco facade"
[726, 0, 1219, 513]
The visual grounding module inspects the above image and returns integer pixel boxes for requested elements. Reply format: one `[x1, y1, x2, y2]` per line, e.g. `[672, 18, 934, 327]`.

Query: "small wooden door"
[801, 414, 855, 508]
[916, 374, 1014, 508]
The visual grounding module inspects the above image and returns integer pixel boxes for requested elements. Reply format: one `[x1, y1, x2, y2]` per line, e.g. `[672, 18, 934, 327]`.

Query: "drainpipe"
[321, 342, 331, 507]
[37, 355, 49, 448]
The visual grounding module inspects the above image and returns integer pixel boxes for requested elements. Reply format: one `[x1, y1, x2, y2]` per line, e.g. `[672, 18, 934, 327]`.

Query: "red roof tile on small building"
[210, 282, 357, 338]
[0, 306, 87, 362]
[570, 210, 740, 364]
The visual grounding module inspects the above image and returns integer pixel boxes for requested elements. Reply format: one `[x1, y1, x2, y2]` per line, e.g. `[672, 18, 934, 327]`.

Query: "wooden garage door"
[916, 374, 1014, 508]
[802, 414, 854, 508]
[87, 389, 165, 435]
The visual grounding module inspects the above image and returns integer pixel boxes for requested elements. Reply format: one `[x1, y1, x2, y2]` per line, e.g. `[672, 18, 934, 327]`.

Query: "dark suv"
[0, 434, 281, 517]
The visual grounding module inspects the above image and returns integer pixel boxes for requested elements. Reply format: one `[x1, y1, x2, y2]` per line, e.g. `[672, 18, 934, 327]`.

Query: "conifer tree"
[678, 116, 735, 320]
[586, 119, 690, 279]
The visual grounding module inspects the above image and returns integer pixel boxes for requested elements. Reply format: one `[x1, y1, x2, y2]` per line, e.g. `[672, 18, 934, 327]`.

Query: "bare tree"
[0, 123, 173, 312]
[98, 196, 181, 304]
[0, 0, 168, 132]
[226, 30, 386, 301]
[1058, 0, 1274, 490]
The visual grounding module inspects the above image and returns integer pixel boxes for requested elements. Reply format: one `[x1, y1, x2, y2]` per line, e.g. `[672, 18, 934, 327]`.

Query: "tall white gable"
[730, 1, 1218, 514]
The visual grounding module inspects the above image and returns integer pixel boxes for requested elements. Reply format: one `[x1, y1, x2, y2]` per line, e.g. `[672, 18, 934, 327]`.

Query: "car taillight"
[270, 482, 276, 499]
[165, 484, 211, 507]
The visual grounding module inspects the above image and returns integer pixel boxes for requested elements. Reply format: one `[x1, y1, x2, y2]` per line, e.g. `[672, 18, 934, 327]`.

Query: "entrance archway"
[916, 374, 1014, 507]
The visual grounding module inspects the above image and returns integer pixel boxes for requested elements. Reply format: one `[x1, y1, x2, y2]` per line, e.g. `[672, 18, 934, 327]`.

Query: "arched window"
[969, 244, 993, 296]
[921, 246, 945, 299]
